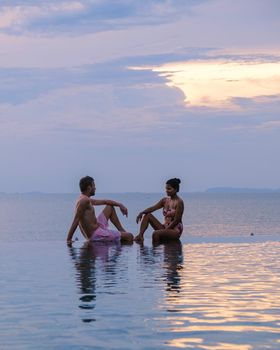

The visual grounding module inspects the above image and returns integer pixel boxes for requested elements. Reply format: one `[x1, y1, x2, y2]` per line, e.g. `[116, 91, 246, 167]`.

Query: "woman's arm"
[136, 198, 165, 223]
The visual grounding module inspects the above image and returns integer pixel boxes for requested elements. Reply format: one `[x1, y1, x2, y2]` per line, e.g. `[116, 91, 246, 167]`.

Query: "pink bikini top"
[163, 198, 177, 219]
[163, 207, 176, 218]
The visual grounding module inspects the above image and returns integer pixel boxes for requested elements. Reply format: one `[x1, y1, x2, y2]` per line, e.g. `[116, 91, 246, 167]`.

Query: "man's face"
[89, 181, 96, 196]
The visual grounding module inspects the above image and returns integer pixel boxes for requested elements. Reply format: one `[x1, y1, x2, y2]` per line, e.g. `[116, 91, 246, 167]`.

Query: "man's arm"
[90, 199, 128, 216]
[66, 200, 88, 242]
[91, 199, 122, 206]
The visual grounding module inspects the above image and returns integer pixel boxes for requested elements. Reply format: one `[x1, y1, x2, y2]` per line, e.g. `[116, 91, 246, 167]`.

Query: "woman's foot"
[134, 234, 144, 243]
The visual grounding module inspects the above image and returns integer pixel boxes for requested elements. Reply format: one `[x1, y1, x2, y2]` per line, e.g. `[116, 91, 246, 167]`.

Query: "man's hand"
[136, 212, 143, 224]
[120, 204, 128, 217]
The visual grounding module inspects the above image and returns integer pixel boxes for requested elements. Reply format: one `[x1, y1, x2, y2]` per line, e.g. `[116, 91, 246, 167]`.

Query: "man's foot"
[134, 234, 144, 243]
[120, 232, 134, 243]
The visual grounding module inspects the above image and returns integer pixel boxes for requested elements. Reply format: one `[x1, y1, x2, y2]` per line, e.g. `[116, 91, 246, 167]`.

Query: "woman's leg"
[135, 213, 164, 242]
[152, 229, 181, 245]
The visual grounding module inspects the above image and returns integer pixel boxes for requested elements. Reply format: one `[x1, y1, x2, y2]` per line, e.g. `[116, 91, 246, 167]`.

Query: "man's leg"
[102, 205, 133, 242]
[120, 232, 134, 243]
[102, 205, 125, 231]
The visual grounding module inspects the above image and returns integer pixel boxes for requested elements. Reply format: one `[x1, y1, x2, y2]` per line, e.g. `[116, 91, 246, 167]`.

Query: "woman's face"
[165, 184, 177, 197]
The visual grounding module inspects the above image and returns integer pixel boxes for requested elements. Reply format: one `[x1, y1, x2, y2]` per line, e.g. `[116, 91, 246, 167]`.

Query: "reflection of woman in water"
[68, 242, 122, 323]
[163, 240, 183, 293]
[138, 240, 183, 294]
[135, 178, 184, 243]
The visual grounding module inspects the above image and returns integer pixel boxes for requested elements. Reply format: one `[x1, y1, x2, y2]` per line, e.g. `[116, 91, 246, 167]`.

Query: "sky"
[0, 0, 279, 193]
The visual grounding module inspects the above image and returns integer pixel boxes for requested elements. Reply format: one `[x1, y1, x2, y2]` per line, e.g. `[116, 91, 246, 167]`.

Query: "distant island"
[205, 187, 280, 193]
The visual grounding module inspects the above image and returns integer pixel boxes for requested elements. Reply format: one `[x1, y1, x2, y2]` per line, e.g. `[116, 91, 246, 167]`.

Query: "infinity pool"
[1, 239, 280, 350]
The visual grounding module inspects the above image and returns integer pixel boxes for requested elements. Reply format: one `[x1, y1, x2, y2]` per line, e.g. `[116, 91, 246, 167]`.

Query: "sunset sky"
[0, 0, 279, 193]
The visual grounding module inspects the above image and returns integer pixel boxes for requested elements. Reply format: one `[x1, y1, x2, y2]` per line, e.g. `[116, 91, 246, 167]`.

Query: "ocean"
[1, 193, 280, 349]
[1, 192, 280, 241]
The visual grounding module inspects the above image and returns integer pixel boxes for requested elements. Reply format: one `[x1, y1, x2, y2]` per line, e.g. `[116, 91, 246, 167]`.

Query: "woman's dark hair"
[79, 176, 94, 192]
[166, 178, 181, 192]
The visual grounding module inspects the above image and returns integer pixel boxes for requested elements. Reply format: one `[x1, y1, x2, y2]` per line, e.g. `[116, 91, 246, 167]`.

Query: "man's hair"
[79, 176, 94, 192]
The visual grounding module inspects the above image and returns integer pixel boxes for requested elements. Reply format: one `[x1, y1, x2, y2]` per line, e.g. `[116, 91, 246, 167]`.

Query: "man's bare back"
[76, 195, 99, 239]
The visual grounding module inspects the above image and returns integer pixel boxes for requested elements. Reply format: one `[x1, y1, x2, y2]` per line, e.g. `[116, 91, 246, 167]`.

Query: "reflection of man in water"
[68, 241, 122, 323]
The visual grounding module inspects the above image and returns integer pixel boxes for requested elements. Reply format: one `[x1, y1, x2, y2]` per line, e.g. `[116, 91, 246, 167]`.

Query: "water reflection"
[163, 241, 183, 295]
[66, 241, 280, 349]
[138, 240, 183, 296]
[68, 241, 123, 323]
[162, 243, 280, 349]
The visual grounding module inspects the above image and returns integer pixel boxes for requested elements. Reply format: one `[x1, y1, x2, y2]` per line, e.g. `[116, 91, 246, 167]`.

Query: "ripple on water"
[156, 242, 280, 350]
[1, 240, 280, 349]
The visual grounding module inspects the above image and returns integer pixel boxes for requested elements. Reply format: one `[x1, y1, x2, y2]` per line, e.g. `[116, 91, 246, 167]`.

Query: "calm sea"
[1, 192, 280, 241]
[1, 193, 280, 349]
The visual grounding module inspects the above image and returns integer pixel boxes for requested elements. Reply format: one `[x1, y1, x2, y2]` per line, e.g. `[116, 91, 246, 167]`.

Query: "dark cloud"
[0, 64, 159, 105]
[0, 49, 210, 105]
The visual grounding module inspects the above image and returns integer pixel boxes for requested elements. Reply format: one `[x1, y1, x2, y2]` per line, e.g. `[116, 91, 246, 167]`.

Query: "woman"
[135, 178, 184, 243]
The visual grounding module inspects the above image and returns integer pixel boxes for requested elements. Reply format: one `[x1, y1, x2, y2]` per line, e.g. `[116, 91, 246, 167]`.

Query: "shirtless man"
[67, 176, 134, 244]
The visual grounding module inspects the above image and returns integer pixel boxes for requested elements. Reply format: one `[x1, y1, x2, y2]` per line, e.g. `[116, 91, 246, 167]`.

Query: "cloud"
[0, 75, 186, 141]
[0, 48, 214, 106]
[1, 1, 280, 193]
[0, 55, 279, 192]
[0, 58, 167, 105]
[0, 0, 208, 35]
[1, 50, 280, 137]
[1, 0, 280, 70]
[131, 53, 280, 111]
[256, 120, 280, 131]
[0, 2, 86, 34]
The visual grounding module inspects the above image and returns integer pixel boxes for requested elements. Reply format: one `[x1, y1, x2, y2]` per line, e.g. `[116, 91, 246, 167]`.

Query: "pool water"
[1, 239, 280, 350]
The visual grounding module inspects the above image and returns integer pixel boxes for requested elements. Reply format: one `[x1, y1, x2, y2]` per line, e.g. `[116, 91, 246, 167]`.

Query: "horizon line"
[1, 187, 280, 195]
